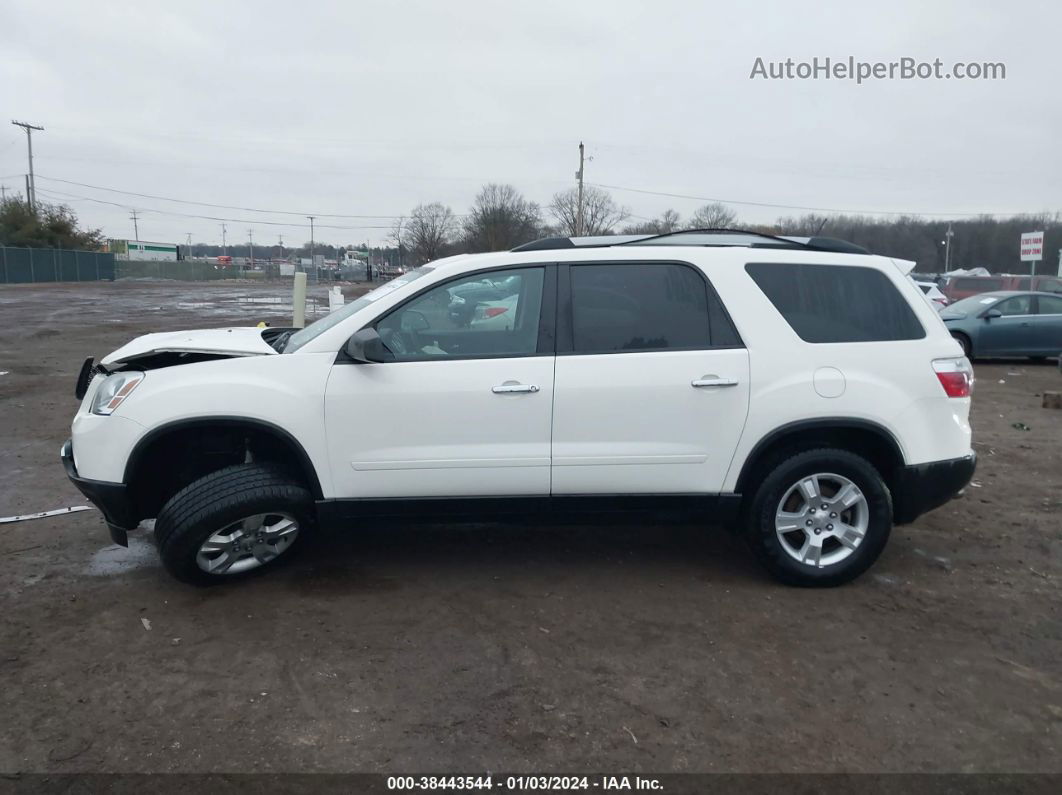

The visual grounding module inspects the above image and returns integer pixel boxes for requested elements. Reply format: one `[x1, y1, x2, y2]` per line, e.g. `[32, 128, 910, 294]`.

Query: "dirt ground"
[0, 281, 1059, 775]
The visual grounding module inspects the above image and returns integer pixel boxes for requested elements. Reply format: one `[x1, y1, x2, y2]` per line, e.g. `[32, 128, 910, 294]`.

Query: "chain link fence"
[0, 246, 115, 284]
[1, 248, 366, 284]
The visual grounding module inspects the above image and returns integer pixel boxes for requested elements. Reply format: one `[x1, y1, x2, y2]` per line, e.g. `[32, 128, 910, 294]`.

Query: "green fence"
[0, 246, 116, 283]
[115, 260, 276, 281]
[114, 261, 349, 282]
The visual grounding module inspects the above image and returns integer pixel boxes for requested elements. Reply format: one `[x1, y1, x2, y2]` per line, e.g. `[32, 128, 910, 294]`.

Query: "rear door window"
[568, 263, 739, 353]
[1035, 295, 1062, 315]
[745, 262, 925, 343]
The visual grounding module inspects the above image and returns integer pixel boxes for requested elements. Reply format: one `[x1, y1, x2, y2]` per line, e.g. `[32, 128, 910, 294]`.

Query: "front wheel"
[745, 449, 892, 586]
[155, 464, 315, 585]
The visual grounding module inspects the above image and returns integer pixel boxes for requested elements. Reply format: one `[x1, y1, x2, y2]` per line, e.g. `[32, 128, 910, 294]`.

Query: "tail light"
[933, 357, 973, 398]
[483, 306, 509, 318]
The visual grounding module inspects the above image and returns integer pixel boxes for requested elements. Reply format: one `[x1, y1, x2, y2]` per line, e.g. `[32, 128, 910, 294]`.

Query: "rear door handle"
[492, 383, 540, 394]
[692, 377, 738, 388]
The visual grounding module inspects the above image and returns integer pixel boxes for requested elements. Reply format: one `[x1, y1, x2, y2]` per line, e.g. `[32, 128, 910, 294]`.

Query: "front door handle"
[492, 383, 540, 394]
[692, 377, 738, 388]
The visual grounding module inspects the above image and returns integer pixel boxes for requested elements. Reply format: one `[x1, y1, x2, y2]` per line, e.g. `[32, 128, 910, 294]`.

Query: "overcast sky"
[2, 0, 1059, 248]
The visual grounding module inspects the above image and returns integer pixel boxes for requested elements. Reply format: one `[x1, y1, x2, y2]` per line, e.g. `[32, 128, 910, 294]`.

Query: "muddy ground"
[0, 281, 1059, 774]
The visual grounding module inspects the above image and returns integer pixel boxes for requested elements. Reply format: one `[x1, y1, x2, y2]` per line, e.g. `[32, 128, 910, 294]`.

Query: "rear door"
[1032, 294, 1062, 355]
[550, 261, 750, 495]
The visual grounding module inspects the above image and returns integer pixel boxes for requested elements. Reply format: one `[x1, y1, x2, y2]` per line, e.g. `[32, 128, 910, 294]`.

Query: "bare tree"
[397, 202, 456, 264]
[548, 186, 629, 236]
[622, 209, 684, 235]
[463, 184, 542, 251]
[688, 202, 738, 229]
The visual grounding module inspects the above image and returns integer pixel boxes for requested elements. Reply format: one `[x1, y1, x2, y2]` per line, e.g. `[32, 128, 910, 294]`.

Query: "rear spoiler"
[890, 258, 917, 276]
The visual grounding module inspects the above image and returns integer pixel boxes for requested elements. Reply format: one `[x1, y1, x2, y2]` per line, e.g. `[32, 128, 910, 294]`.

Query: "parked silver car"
[941, 291, 1062, 360]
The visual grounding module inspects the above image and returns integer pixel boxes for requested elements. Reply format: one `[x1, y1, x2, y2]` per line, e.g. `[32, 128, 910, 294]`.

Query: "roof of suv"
[513, 229, 871, 255]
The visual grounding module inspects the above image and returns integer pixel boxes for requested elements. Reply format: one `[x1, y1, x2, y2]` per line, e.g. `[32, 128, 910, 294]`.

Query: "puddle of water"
[86, 530, 157, 576]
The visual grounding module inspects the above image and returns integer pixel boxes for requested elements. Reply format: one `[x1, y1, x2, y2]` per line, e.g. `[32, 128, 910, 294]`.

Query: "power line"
[589, 182, 1008, 218]
[33, 187, 395, 231]
[35, 174, 462, 219]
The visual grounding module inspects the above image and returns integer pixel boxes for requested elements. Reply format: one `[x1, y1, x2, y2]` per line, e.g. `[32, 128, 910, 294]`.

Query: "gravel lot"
[1, 282, 1059, 775]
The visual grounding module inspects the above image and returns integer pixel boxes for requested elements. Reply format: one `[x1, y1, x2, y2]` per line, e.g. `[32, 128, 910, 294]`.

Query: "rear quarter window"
[745, 262, 926, 343]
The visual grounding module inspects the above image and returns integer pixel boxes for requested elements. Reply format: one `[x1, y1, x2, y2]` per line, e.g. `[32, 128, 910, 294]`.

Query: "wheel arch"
[949, 329, 973, 357]
[124, 417, 324, 520]
[734, 418, 906, 497]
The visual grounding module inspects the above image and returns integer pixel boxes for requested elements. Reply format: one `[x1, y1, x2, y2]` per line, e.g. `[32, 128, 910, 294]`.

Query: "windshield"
[944, 294, 1002, 315]
[284, 266, 436, 352]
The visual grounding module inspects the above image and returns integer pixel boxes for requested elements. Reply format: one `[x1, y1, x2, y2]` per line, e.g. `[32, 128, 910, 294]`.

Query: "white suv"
[62, 230, 976, 586]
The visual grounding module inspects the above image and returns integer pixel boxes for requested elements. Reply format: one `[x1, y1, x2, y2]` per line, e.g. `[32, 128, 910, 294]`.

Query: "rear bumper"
[61, 439, 135, 546]
[893, 453, 976, 525]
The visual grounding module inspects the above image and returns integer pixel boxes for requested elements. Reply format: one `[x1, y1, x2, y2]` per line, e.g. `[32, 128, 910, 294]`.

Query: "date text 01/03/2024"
[386, 775, 664, 790]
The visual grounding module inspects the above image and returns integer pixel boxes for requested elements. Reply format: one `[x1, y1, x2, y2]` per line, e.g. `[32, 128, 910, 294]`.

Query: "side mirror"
[345, 327, 393, 363]
[983, 308, 1002, 320]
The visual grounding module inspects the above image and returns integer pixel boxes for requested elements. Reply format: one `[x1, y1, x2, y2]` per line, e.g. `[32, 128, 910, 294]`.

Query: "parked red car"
[943, 274, 1062, 302]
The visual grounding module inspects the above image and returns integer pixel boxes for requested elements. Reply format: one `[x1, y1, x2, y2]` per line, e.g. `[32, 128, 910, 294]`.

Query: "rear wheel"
[745, 448, 892, 586]
[155, 464, 314, 585]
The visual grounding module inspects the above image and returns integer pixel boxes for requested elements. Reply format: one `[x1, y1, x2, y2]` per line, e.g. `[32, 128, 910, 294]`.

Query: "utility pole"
[278, 234, 284, 261]
[11, 120, 43, 211]
[221, 223, 227, 256]
[943, 223, 954, 272]
[130, 209, 140, 241]
[307, 216, 316, 282]
[248, 229, 255, 268]
[575, 141, 585, 236]
[1, 184, 7, 202]
[185, 232, 192, 259]
[396, 216, 404, 272]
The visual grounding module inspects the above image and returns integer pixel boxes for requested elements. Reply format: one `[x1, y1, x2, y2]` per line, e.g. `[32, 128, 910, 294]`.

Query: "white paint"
[326, 356, 555, 497]
[551, 349, 750, 494]
[813, 367, 846, 399]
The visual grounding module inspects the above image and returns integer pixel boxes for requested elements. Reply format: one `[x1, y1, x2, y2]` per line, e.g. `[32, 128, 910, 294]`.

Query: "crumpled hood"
[101, 327, 277, 366]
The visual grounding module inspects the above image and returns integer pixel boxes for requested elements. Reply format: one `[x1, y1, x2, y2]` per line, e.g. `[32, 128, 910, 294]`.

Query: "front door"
[980, 295, 1037, 355]
[324, 266, 556, 498]
[550, 262, 750, 495]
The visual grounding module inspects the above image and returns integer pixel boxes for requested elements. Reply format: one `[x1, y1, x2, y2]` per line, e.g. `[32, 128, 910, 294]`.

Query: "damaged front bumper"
[60, 439, 135, 546]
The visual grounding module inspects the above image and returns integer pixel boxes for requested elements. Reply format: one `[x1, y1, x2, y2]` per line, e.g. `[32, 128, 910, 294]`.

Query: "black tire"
[744, 448, 892, 587]
[155, 464, 315, 585]
[951, 332, 972, 358]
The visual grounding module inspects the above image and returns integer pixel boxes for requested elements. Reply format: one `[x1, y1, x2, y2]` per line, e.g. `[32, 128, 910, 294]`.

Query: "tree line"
[394, 184, 1060, 275]
[3, 188, 1059, 276]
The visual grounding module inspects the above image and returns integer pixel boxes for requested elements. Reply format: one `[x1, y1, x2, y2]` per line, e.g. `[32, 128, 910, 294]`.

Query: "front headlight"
[91, 371, 145, 416]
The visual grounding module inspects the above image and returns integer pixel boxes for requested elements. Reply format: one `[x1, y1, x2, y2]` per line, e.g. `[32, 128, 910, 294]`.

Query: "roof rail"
[511, 228, 870, 255]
